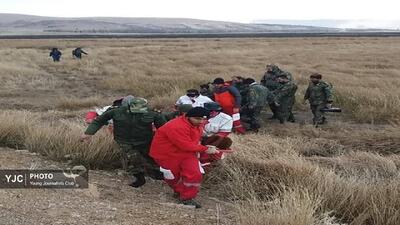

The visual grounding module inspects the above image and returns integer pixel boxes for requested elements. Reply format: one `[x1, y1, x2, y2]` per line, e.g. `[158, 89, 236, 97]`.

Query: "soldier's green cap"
[128, 97, 148, 113]
[177, 104, 193, 113]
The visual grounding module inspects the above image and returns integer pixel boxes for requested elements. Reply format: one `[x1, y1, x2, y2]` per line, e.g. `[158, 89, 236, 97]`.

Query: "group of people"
[80, 64, 335, 208]
[49, 47, 88, 62]
[180, 64, 334, 132]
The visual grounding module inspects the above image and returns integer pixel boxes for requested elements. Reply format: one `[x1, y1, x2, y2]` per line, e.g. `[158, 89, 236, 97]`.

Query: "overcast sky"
[1, 0, 400, 28]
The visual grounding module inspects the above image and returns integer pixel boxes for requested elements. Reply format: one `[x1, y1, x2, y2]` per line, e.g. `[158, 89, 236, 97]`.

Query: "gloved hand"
[205, 145, 219, 154]
[325, 103, 332, 109]
[233, 108, 240, 114]
[274, 101, 280, 107]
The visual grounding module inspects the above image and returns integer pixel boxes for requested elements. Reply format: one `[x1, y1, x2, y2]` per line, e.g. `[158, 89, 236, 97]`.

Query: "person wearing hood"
[150, 107, 219, 208]
[241, 78, 270, 132]
[81, 96, 166, 188]
[261, 64, 293, 119]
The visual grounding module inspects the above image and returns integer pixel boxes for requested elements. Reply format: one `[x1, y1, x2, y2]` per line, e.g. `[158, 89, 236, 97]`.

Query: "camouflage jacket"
[160, 111, 179, 124]
[246, 83, 270, 108]
[85, 106, 165, 145]
[273, 82, 298, 106]
[304, 81, 333, 105]
[261, 66, 293, 91]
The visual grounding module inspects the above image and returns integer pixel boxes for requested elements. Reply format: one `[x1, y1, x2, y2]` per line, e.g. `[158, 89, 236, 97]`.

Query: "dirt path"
[0, 148, 235, 225]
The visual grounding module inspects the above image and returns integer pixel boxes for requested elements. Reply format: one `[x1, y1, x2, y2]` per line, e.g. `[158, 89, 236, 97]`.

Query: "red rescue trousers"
[156, 156, 203, 200]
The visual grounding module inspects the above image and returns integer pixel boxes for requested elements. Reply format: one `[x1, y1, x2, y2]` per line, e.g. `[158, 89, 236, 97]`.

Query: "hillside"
[0, 13, 339, 35]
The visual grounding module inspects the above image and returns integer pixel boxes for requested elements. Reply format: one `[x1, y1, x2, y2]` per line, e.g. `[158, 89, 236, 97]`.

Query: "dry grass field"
[0, 37, 399, 225]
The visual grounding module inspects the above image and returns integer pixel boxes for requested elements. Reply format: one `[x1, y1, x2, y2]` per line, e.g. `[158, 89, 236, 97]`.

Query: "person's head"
[266, 64, 278, 73]
[177, 104, 193, 115]
[277, 74, 289, 83]
[200, 83, 210, 90]
[212, 78, 225, 88]
[310, 73, 322, 84]
[243, 78, 256, 86]
[204, 102, 222, 118]
[185, 107, 210, 126]
[186, 89, 200, 99]
[128, 97, 148, 113]
[231, 76, 244, 84]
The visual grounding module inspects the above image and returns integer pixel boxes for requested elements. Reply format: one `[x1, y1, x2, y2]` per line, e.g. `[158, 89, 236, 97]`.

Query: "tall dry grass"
[0, 111, 118, 168]
[0, 38, 399, 224]
[1, 38, 399, 122]
[208, 134, 400, 225]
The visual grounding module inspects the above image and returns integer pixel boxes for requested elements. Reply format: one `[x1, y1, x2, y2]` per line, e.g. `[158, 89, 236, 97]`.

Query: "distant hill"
[254, 19, 400, 31]
[0, 13, 340, 35]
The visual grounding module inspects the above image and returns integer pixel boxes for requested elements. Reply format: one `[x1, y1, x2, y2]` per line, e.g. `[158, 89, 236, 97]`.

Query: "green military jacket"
[247, 83, 270, 108]
[273, 82, 298, 106]
[160, 111, 179, 123]
[85, 106, 165, 145]
[304, 81, 333, 105]
[261, 67, 293, 91]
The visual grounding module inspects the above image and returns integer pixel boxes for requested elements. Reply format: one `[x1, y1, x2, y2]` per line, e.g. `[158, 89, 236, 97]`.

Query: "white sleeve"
[176, 96, 183, 105]
[204, 123, 220, 135]
[219, 115, 233, 132]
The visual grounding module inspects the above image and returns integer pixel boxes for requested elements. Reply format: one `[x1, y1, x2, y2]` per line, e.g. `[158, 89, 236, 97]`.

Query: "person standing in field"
[49, 48, 62, 62]
[150, 107, 219, 208]
[271, 74, 298, 124]
[240, 78, 270, 132]
[80, 97, 166, 188]
[72, 47, 88, 59]
[212, 78, 246, 134]
[304, 73, 334, 125]
[261, 64, 293, 120]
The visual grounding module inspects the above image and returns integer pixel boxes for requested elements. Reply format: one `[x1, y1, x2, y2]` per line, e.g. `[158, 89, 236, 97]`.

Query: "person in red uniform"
[149, 107, 219, 208]
[212, 77, 246, 134]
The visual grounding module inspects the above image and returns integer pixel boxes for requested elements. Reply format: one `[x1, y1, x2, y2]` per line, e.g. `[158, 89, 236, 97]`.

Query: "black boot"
[129, 172, 146, 188]
[148, 169, 164, 180]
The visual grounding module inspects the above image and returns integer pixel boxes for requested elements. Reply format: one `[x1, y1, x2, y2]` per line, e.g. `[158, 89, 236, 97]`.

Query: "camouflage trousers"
[276, 103, 291, 124]
[117, 143, 159, 176]
[269, 103, 278, 118]
[241, 106, 263, 130]
[310, 104, 326, 125]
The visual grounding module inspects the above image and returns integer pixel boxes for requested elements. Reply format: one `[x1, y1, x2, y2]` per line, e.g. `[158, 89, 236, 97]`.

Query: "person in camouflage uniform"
[272, 74, 298, 124]
[81, 97, 166, 188]
[304, 73, 333, 125]
[241, 78, 270, 131]
[260, 64, 293, 119]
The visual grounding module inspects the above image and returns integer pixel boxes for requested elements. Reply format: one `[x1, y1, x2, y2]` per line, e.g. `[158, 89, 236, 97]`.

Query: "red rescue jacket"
[150, 116, 208, 161]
